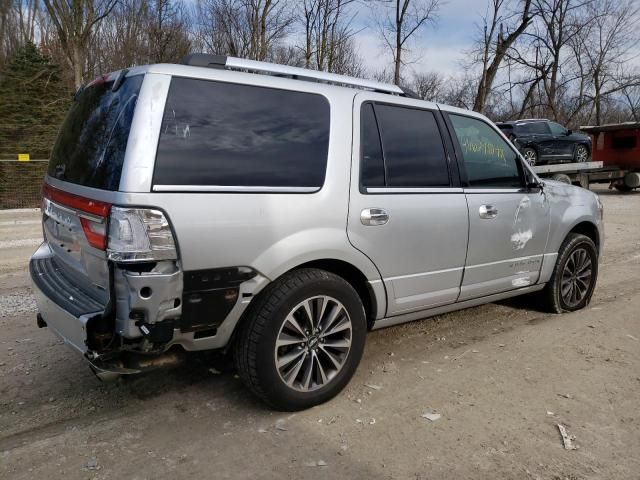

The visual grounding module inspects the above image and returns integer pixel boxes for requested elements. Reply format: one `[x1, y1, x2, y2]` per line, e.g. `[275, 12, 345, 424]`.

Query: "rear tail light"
[42, 184, 111, 250]
[42, 184, 177, 261]
[107, 207, 177, 262]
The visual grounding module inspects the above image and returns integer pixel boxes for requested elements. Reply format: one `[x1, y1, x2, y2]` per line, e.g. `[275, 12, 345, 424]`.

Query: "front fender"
[544, 182, 603, 255]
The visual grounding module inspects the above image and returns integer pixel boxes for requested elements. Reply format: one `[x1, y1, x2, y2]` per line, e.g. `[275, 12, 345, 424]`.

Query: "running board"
[372, 284, 546, 330]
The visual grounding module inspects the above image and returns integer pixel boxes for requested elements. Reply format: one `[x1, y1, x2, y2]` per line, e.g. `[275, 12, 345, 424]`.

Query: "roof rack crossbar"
[182, 53, 405, 96]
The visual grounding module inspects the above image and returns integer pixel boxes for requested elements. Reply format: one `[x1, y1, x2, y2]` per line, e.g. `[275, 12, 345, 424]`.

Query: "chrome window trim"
[366, 187, 464, 194]
[463, 188, 526, 194]
[152, 185, 319, 193]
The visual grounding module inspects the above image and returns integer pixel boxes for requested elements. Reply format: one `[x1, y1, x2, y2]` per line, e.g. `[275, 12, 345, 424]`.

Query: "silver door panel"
[460, 254, 543, 299]
[348, 193, 469, 316]
[389, 267, 463, 314]
[460, 192, 550, 300]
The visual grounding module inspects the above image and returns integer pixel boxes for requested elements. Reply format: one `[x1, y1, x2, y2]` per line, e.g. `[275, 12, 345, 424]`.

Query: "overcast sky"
[352, 0, 486, 76]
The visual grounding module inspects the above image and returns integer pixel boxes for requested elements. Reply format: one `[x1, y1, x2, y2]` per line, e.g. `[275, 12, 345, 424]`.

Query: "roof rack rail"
[181, 53, 406, 96]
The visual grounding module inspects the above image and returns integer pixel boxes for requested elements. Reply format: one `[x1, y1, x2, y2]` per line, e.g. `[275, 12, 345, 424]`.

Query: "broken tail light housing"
[107, 207, 177, 262]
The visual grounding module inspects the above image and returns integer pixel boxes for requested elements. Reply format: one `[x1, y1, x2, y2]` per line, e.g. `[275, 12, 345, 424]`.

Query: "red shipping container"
[581, 123, 640, 170]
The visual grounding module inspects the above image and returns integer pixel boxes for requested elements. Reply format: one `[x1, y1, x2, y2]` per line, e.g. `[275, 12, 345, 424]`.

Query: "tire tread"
[234, 268, 356, 408]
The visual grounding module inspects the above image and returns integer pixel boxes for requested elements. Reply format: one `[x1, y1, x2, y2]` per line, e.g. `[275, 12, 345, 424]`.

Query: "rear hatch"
[42, 73, 144, 305]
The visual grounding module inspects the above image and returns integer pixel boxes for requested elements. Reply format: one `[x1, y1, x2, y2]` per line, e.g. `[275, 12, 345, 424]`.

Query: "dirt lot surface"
[1, 187, 639, 480]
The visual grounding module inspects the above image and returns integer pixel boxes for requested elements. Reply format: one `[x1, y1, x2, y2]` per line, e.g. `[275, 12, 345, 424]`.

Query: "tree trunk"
[394, 22, 402, 85]
[472, 0, 532, 113]
[72, 42, 84, 89]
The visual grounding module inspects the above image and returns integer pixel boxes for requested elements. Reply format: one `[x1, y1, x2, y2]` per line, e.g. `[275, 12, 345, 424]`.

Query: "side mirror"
[566, 129, 572, 136]
[527, 180, 544, 192]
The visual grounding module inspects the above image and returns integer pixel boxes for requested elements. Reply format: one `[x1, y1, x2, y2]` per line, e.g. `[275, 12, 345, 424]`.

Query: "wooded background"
[1, 0, 640, 162]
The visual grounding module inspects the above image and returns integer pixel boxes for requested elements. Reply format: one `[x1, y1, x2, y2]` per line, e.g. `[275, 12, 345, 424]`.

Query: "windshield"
[48, 74, 144, 191]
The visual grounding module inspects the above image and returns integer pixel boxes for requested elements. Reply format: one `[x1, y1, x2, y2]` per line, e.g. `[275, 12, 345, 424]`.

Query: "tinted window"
[548, 121, 567, 135]
[154, 78, 330, 189]
[375, 105, 449, 187]
[517, 122, 550, 135]
[48, 75, 144, 190]
[450, 114, 523, 188]
[360, 103, 385, 187]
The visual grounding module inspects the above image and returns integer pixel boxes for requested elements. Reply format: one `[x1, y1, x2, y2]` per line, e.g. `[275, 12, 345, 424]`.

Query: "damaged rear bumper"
[30, 243, 104, 354]
[30, 242, 270, 376]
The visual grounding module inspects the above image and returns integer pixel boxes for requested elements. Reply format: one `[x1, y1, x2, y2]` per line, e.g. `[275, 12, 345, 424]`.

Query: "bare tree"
[42, 0, 118, 88]
[522, 0, 592, 120]
[94, 0, 148, 71]
[441, 74, 477, 109]
[195, 0, 293, 61]
[472, 0, 533, 113]
[376, 0, 440, 85]
[412, 70, 443, 101]
[578, 0, 640, 125]
[297, 0, 363, 75]
[1, 0, 42, 66]
[147, 0, 192, 63]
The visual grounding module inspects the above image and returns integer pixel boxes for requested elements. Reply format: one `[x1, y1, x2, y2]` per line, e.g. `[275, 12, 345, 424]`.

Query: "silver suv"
[30, 55, 604, 410]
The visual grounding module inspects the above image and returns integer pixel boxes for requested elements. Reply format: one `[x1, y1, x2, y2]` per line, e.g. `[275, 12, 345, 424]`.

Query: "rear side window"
[517, 122, 550, 135]
[361, 103, 449, 188]
[449, 114, 523, 188]
[48, 75, 144, 190]
[360, 103, 385, 187]
[153, 78, 330, 189]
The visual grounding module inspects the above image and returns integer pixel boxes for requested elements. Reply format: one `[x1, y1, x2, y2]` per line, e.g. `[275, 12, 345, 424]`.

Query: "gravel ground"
[0, 187, 639, 480]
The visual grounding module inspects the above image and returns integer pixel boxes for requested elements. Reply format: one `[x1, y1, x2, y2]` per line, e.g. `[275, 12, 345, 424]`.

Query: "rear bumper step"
[30, 242, 105, 354]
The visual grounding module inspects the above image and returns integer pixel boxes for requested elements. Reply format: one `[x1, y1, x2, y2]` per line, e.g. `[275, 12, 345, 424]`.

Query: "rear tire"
[540, 233, 598, 314]
[234, 268, 366, 411]
[523, 147, 537, 166]
[614, 183, 632, 192]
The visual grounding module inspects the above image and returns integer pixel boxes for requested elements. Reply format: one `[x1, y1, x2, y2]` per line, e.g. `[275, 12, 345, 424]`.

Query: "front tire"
[234, 268, 366, 411]
[574, 144, 590, 163]
[540, 233, 598, 313]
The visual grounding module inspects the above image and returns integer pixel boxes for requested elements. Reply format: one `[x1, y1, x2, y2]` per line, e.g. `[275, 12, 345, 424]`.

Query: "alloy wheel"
[560, 248, 593, 308]
[274, 295, 352, 392]
[523, 149, 537, 166]
[575, 145, 588, 162]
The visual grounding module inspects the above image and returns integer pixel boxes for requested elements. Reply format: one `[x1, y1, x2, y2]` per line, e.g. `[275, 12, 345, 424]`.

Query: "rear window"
[48, 74, 143, 190]
[153, 78, 330, 190]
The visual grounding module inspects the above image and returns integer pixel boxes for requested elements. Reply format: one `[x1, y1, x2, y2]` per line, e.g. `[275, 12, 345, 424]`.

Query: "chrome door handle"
[361, 208, 389, 226]
[479, 204, 498, 219]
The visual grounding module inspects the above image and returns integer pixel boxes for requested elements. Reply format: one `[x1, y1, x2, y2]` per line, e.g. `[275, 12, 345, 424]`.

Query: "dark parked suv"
[496, 119, 591, 166]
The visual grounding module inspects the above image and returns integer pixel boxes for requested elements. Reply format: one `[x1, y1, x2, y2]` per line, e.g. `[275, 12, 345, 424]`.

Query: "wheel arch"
[569, 220, 600, 254]
[288, 259, 380, 329]
[574, 142, 591, 158]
